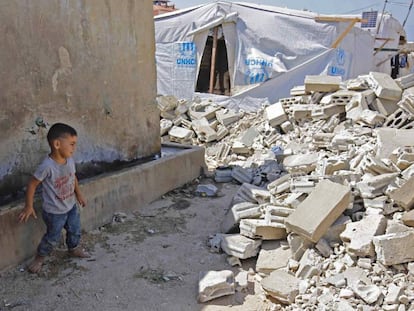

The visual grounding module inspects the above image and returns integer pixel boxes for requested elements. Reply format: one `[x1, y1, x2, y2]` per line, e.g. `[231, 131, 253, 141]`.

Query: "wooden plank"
[315, 16, 367, 23]
[331, 20, 357, 48]
[314, 16, 369, 48]
[209, 26, 218, 94]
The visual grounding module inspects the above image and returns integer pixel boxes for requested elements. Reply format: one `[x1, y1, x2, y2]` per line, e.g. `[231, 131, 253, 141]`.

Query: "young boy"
[18, 122, 90, 273]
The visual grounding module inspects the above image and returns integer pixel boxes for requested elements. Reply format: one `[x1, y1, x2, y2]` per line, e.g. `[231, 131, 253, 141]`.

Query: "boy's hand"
[18, 206, 37, 223]
[76, 193, 87, 207]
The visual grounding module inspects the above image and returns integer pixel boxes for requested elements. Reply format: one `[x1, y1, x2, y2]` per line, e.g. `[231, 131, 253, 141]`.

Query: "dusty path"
[0, 178, 268, 311]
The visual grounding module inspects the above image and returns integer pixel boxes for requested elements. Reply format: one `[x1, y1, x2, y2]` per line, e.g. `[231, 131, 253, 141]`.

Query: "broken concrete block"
[264, 205, 294, 218]
[160, 119, 173, 136]
[285, 180, 351, 243]
[351, 281, 383, 304]
[215, 124, 229, 141]
[240, 219, 287, 240]
[189, 101, 220, 120]
[291, 105, 313, 121]
[356, 173, 399, 199]
[304, 75, 341, 93]
[261, 269, 300, 304]
[157, 95, 178, 111]
[317, 157, 349, 175]
[168, 126, 194, 140]
[214, 167, 233, 183]
[287, 233, 314, 261]
[373, 231, 414, 265]
[390, 146, 414, 170]
[360, 155, 399, 175]
[395, 73, 414, 89]
[256, 241, 291, 274]
[195, 184, 218, 197]
[239, 127, 260, 148]
[384, 284, 404, 305]
[283, 153, 319, 174]
[267, 174, 291, 195]
[343, 266, 371, 288]
[233, 183, 269, 204]
[384, 108, 413, 128]
[174, 98, 190, 115]
[313, 133, 335, 149]
[322, 215, 352, 244]
[290, 85, 308, 96]
[221, 234, 262, 259]
[280, 120, 294, 134]
[192, 118, 218, 142]
[372, 98, 398, 116]
[375, 128, 414, 159]
[369, 71, 402, 101]
[235, 270, 248, 291]
[265, 102, 288, 127]
[231, 141, 251, 154]
[215, 109, 243, 126]
[221, 202, 261, 233]
[311, 103, 345, 119]
[290, 176, 318, 193]
[340, 214, 387, 257]
[198, 270, 235, 302]
[401, 209, 414, 227]
[231, 166, 253, 184]
[295, 248, 322, 280]
[359, 109, 386, 126]
[315, 238, 333, 258]
[389, 175, 414, 210]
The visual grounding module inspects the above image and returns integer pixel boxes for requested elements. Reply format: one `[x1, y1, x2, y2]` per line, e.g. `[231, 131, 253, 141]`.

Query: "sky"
[171, 0, 414, 41]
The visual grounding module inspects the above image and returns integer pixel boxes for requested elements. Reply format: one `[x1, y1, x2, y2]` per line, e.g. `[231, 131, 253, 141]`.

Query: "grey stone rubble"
[158, 72, 414, 309]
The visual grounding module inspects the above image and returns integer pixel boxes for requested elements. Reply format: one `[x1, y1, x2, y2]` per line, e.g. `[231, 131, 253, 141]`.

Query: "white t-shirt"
[34, 156, 76, 214]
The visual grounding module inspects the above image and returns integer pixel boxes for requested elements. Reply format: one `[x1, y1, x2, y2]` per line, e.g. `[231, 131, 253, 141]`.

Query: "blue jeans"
[37, 204, 81, 256]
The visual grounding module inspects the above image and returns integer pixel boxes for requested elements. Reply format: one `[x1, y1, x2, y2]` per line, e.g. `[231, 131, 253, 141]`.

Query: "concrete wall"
[0, 0, 160, 198]
[0, 144, 206, 271]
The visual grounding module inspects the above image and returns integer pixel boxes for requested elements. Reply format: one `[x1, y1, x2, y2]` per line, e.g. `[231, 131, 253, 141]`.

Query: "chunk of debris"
[285, 179, 351, 243]
[198, 270, 235, 302]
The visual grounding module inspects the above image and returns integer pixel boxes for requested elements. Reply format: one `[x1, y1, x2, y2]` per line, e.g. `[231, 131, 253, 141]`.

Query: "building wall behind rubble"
[0, 1, 160, 199]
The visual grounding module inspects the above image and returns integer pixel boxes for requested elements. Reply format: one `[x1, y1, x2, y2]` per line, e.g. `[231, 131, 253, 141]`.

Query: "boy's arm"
[18, 176, 42, 223]
[74, 176, 86, 207]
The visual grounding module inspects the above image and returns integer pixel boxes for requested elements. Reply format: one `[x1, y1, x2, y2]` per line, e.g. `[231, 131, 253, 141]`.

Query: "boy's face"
[53, 134, 77, 159]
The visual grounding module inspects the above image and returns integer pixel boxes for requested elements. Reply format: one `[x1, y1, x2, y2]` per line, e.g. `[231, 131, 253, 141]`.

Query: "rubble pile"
[159, 72, 414, 310]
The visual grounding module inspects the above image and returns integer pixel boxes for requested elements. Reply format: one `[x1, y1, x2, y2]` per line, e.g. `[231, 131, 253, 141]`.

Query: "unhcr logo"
[244, 58, 273, 68]
[176, 42, 196, 67]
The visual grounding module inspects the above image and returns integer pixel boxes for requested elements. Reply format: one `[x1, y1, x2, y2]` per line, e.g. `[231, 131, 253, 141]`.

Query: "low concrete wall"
[0, 144, 206, 271]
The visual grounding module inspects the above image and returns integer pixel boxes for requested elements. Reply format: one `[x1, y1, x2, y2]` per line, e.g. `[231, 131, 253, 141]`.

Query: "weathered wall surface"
[0, 0, 160, 198]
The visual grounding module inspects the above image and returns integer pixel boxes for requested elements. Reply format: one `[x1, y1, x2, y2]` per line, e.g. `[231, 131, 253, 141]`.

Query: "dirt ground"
[0, 178, 271, 311]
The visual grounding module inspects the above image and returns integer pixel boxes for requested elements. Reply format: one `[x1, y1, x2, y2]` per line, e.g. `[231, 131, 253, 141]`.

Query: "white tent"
[154, 2, 399, 103]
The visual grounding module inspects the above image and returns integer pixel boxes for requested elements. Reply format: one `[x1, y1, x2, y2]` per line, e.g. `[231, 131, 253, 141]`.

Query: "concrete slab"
[261, 269, 300, 304]
[256, 241, 291, 274]
[389, 175, 414, 210]
[0, 143, 206, 271]
[373, 231, 414, 265]
[304, 75, 341, 93]
[285, 180, 351, 242]
[369, 71, 402, 101]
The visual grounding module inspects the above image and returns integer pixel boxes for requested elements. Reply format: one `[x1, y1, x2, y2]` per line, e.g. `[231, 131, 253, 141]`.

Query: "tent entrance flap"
[195, 26, 231, 96]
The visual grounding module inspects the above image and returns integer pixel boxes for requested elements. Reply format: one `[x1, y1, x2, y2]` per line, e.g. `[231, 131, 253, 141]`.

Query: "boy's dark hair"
[47, 123, 77, 145]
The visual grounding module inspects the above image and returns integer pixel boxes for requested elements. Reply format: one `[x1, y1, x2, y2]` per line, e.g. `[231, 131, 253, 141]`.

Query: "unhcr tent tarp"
[154, 1, 375, 102]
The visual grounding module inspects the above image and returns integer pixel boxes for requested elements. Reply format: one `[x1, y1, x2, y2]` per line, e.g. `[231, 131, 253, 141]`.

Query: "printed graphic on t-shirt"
[53, 172, 75, 201]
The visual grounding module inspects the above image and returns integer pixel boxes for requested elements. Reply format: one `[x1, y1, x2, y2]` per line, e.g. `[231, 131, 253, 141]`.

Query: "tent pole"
[209, 26, 218, 94]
